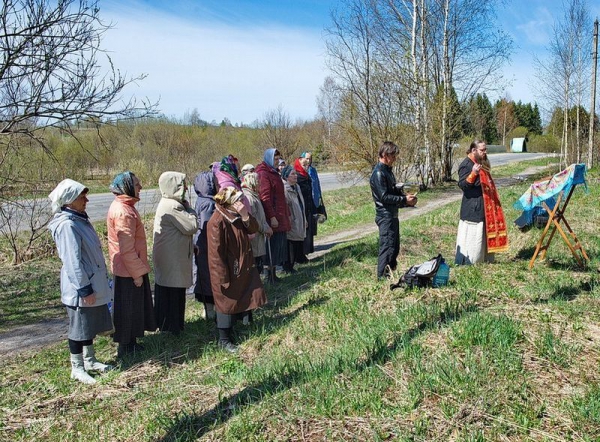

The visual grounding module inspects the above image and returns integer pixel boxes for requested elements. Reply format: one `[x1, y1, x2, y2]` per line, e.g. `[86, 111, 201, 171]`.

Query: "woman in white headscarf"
[153, 172, 198, 335]
[241, 172, 272, 275]
[48, 179, 113, 385]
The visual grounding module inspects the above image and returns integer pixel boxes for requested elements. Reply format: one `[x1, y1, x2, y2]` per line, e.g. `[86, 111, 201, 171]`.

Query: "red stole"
[479, 167, 509, 253]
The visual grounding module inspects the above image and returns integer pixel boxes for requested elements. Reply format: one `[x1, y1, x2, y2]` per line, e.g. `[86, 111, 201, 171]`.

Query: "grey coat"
[242, 187, 270, 257]
[284, 182, 307, 242]
[48, 209, 112, 308]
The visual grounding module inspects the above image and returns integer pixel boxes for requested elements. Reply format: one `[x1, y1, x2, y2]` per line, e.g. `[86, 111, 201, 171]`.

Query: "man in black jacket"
[370, 141, 418, 279]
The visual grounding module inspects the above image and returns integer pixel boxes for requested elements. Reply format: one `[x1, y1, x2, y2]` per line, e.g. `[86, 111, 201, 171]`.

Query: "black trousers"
[376, 215, 399, 278]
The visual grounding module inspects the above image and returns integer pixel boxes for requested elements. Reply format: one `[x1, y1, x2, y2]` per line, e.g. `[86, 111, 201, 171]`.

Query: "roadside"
[0, 165, 548, 359]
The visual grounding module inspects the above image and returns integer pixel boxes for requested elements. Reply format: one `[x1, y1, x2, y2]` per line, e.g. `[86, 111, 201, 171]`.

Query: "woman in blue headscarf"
[107, 171, 156, 357]
[255, 148, 291, 282]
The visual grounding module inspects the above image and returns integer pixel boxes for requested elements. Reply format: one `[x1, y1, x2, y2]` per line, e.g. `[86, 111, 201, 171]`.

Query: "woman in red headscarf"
[294, 155, 317, 263]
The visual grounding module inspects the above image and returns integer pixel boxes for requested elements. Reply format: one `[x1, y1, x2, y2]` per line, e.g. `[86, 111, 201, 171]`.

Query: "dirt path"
[0, 166, 546, 360]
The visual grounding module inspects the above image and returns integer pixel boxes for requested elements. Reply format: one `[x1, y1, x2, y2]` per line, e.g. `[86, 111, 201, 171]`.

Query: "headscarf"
[241, 172, 259, 193]
[48, 179, 88, 214]
[109, 171, 136, 197]
[263, 148, 280, 170]
[278, 159, 286, 168]
[299, 151, 310, 159]
[241, 164, 255, 176]
[219, 155, 240, 184]
[281, 165, 294, 181]
[294, 158, 309, 178]
[214, 186, 243, 207]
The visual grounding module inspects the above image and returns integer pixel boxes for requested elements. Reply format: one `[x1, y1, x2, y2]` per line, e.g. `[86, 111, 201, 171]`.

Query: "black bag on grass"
[390, 254, 448, 290]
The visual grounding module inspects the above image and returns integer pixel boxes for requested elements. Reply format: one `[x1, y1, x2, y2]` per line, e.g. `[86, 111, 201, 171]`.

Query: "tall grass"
[1, 160, 599, 441]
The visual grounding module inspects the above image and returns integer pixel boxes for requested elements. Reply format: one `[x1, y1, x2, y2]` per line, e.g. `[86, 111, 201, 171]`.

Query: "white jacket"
[153, 172, 198, 288]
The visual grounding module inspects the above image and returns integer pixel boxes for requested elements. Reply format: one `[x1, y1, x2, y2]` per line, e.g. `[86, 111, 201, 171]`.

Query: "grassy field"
[2, 158, 600, 441]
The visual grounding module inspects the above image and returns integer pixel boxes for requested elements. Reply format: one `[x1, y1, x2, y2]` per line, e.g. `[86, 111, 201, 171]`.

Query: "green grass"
[1, 159, 599, 441]
[0, 258, 63, 332]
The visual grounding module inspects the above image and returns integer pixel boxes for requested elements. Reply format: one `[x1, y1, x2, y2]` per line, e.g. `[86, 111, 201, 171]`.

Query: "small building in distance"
[510, 137, 528, 153]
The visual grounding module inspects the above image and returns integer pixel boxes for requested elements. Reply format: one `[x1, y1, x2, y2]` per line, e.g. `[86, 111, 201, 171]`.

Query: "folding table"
[513, 163, 589, 269]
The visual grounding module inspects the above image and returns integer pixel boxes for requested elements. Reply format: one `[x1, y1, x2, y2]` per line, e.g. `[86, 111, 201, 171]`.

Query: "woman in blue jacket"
[48, 179, 114, 384]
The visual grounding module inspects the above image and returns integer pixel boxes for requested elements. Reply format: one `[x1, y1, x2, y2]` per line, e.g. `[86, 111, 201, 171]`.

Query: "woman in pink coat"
[107, 171, 156, 357]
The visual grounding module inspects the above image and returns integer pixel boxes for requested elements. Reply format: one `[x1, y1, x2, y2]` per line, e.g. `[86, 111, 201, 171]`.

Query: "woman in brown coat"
[207, 187, 266, 353]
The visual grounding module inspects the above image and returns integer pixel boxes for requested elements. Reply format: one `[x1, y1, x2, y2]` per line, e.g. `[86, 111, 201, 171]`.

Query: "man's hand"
[472, 163, 482, 175]
[406, 194, 418, 207]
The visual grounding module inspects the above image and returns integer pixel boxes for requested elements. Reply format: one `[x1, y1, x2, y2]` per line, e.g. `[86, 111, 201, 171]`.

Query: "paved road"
[92, 151, 550, 221]
[2, 152, 550, 230]
[0, 159, 551, 358]
[86, 171, 368, 220]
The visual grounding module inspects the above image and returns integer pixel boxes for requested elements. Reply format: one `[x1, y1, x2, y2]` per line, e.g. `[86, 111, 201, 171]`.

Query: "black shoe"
[267, 273, 281, 283]
[117, 343, 132, 358]
[218, 341, 239, 354]
[117, 342, 145, 357]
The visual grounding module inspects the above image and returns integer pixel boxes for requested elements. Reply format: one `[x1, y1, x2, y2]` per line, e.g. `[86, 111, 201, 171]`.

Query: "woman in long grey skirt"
[48, 179, 114, 384]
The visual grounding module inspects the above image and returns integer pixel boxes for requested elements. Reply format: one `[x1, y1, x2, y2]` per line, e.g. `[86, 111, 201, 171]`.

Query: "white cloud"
[515, 7, 554, 48]
[100, 3, 328, 124]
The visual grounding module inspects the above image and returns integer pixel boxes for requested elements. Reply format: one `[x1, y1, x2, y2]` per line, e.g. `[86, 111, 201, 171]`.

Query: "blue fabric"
[263, 148, 278, 170]
[514, 163, 587, 211]
[110, 171, 136, 197]
[308, 166, 322, 207]
[513, 164, 587, 230]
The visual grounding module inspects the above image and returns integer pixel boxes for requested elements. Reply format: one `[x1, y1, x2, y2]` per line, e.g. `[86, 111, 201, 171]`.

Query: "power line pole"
[588, 19, 598, 169]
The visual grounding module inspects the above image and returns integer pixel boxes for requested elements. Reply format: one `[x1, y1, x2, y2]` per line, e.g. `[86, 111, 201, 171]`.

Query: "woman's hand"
[82, 293, 96, 306]
[232, 200, 249, 221]
[133, 277, 143, 287]
[270, 216, 279, 229]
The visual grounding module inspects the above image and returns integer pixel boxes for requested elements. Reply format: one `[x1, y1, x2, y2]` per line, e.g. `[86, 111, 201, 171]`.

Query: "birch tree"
[534, 0, 591, 167]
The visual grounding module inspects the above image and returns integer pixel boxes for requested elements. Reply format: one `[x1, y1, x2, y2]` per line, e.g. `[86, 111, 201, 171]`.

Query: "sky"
[100, 0, 600, 125]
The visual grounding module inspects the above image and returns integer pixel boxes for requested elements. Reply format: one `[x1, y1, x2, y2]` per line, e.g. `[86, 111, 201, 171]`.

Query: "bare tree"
[0, 0, 157, 264]
[589, 19, 598, 168]
[534, 0, 591, 167]
[324, 0, 511, 182]
[0, 0, 157, 144]
[325, 0, 410, 176]
[316, 76, 342, 156]
[428, 0, 511, 179]
[495, 98, 518, 147]
[260, 105, 299, 160]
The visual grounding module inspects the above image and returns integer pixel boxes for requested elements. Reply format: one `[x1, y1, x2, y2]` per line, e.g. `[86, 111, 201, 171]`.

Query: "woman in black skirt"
[152, 172, 198, 334]
[107, 171, 157, 357]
